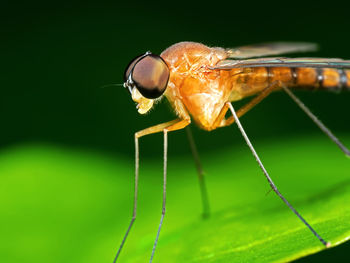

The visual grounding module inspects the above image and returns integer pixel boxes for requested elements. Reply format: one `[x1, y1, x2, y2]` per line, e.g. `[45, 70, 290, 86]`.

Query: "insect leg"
[282, 86, 350, 156]
[185, 126, 210, 218]
[149, 119, 190, 263]
[227, 102, 330, 247]
[150, 130, 168, 263]
[113, 119, 189, 262]
[113, 134, 139, 263]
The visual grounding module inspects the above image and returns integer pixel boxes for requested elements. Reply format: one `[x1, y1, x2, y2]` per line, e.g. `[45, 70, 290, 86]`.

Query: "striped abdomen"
[287, 67, 350, 92]
[232, 67, 350, 100]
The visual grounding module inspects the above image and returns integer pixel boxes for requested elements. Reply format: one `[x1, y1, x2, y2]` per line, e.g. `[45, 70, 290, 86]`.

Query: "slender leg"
[186, 126, 210, 218]
[149, 119, 190, 262]
[113, 136, 139, 263]
[150, 130, 168, 262]
[113, 119, 190, 262]
[282, 86, 350, 157]
[227, 102, 330, 247]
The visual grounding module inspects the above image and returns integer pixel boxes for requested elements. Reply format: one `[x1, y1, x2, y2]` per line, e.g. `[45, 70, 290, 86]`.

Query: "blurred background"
[1, 0, 350, 262]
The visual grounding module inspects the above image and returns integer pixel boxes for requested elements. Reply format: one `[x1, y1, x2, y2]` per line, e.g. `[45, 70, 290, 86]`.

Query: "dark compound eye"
[124, 53, 170, 99]
[124, 54, 144, 82]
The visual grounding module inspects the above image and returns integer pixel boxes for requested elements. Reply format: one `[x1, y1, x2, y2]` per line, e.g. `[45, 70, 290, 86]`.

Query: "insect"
[114, 41, 350, 262]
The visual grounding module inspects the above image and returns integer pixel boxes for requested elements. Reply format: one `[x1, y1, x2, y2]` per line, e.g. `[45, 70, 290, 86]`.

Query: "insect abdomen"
[229, 67, 350, 102]
[271, 67, 350, 92]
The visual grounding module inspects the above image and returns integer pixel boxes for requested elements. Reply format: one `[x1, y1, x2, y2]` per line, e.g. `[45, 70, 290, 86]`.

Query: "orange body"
[160, 42, 350, 131]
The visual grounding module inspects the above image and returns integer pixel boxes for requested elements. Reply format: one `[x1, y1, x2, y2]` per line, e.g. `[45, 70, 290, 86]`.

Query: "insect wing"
[226, 42, 318, 59]
[213, 57, 350, 69]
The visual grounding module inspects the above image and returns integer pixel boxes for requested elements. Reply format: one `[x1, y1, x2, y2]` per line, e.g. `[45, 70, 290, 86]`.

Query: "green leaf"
[0, 134, 349, 263]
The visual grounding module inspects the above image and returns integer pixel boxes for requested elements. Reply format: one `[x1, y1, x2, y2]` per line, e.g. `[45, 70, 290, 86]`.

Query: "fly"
[114, 41, 350, 262]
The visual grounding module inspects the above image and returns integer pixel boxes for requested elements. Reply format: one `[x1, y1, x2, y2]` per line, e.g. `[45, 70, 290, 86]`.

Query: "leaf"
[0, 135, 349, 263]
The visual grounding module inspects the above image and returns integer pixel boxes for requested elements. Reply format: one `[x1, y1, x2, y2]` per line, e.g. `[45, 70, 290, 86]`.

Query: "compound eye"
[124, 54, 143, 82]
[124, 53, 170, 99]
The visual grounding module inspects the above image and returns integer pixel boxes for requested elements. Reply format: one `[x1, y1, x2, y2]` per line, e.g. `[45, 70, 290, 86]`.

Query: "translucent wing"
[226, 42, 318, 59]
[213, 57, 350, 69]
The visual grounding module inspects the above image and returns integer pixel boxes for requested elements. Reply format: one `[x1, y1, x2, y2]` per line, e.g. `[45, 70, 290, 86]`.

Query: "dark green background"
[1, 0, 350, 262]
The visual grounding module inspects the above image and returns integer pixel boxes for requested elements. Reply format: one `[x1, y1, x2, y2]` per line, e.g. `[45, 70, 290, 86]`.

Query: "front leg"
[113, 118, 190, 263]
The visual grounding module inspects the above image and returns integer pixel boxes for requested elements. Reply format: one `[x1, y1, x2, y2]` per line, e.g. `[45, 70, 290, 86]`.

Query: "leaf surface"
[0, 135, 349, 263]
